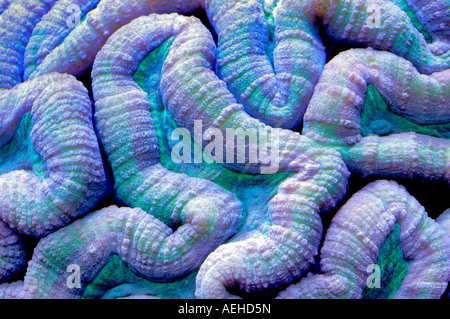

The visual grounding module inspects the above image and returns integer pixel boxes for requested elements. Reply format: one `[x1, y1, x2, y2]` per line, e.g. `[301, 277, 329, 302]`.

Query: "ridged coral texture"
[0, 0, 448, 300]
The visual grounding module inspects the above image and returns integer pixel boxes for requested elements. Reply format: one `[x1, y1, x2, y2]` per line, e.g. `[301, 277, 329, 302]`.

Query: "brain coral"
[0, 0, 448, 300]
[0, 72, 107, 285]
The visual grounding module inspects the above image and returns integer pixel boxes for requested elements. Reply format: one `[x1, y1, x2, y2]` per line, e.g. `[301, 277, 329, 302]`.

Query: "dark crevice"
[192, 7, 218, 45]
[226, 280, 292, 300]
[316, 18, 367, 63]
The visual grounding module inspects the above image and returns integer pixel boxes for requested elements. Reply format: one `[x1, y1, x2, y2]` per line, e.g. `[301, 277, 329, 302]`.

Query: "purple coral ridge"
[0, 0, 448, 299]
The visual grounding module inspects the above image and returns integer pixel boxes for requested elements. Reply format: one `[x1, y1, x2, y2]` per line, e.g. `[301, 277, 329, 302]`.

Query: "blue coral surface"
[0, 0, 449, 299]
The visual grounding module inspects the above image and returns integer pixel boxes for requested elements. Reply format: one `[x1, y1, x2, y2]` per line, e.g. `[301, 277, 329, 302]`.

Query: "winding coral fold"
[278, 180, 450, 299]
[2, 0, 446, 128]
[6, 205, 242, 298]
[0, 220, 27, 284]
[0, 0, 447, 300]
[92, 14, 243, 296]
[205, 0, 450, 128]
[0, 72, 107, 238]
[25, 0, 203, 81]
[303, 48, 450, 182]
[92, 13, 350, 299]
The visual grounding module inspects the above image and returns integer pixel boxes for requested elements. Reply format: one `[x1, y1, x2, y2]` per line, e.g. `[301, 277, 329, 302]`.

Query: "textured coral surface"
[0, 0, 448, 299]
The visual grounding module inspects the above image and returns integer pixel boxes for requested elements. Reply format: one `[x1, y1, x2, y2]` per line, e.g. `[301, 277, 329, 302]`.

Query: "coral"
[0, 72, 107, 237]
[389, 0, 450, 56]
[0, 0, 59, 89]
[0, 0, 448, 299]
[0, 72, 107, 282]
[0, 220, 28, 284]
[302, 48, 450, 182]
[207, 0, 449, 128]
[437, 208, 450, 233]
[3, 0, 449, 112]
[92, 13, 348, 299]
[277, 180, 450, 299]
[7, 205, 237, 298]
[23, 0, 203, 81]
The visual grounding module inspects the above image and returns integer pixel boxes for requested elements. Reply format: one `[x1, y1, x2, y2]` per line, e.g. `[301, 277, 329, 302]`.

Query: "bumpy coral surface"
[0, 0, 448, 299]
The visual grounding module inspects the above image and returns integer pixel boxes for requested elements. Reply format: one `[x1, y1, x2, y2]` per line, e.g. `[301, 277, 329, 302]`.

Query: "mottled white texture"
[303, 48, 450, 182]
[16, 205, 241, 298]
[0, 73, 107, 237]
[92, 13, 350, 299]
[436, 208, 450, 235]
[0, 0, 58, 89]
[0, 280, 25, 298]
[391, 0, 450, 56]
[92, 14, 244, 297]
[26, 0, 203, 80]
[0, 220, 27, 283]
[278, 180, 450, 299]
[0, 0, 15, 14]
[0, 0, 447, 300]
[23, 0, 101, 80]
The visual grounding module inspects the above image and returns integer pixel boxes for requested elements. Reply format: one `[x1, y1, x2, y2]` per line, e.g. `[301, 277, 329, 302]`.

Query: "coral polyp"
[0, 0, 448, 300]
[277, 180, 450, 299]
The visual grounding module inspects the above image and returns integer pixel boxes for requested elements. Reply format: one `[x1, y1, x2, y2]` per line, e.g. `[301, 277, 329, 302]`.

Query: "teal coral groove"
[361, 222, 410, 299]
[0, 0, 448, 299]
[0, 112, 49, 179]
[361, 85, 450, 139]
